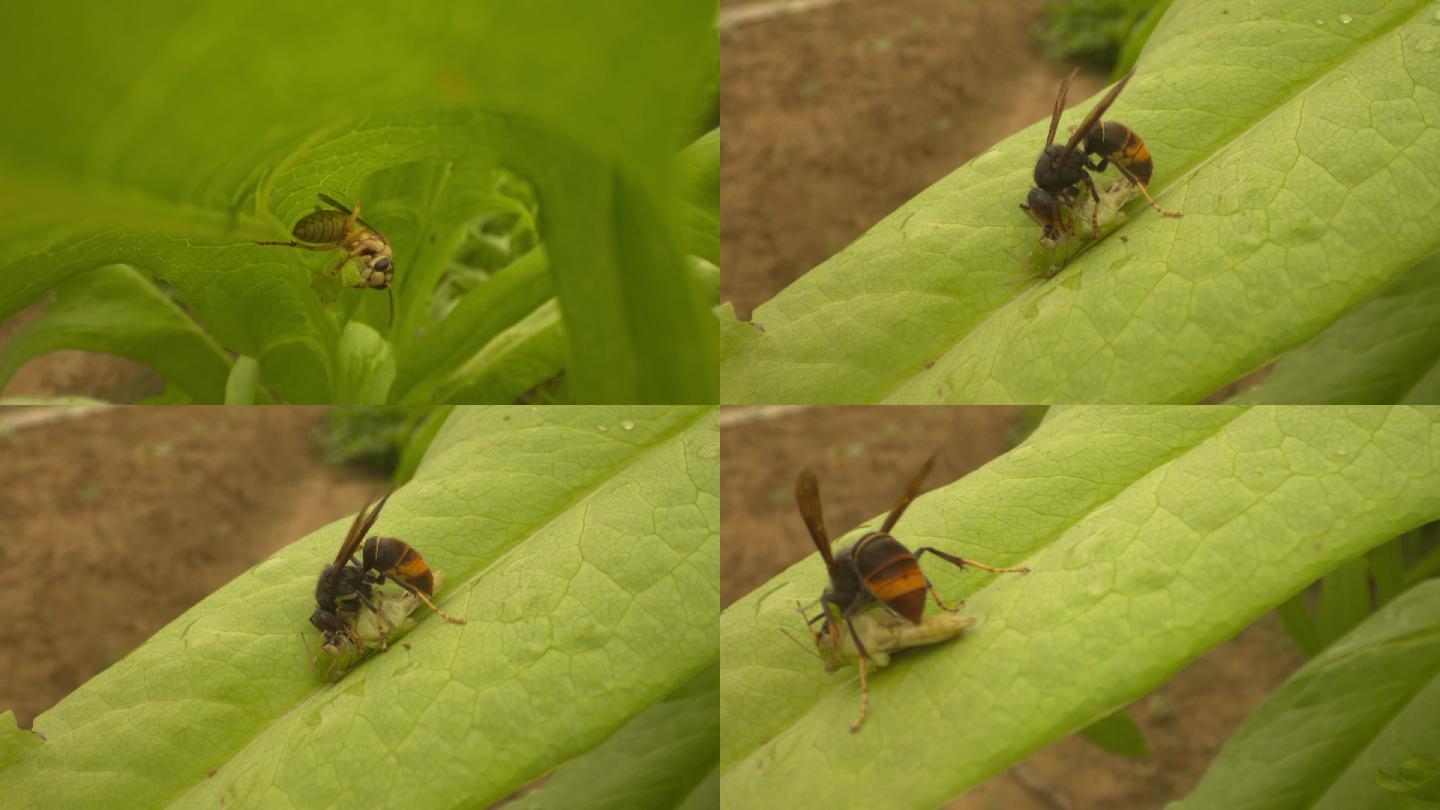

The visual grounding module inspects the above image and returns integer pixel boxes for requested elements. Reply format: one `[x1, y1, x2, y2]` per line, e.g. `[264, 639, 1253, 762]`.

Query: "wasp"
[257, 193, 396, 325]
[1021, 69, 1181, 250]
[308, 493, 465, 679]
[797, 601, 976, 670]
[794, 455, 1029, 731]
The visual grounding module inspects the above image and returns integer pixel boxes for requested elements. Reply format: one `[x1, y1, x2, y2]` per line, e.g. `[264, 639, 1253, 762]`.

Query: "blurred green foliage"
[314, 407, 432, 475]
[1036, 0, 1167, 67]
[0, 3, 720, 405]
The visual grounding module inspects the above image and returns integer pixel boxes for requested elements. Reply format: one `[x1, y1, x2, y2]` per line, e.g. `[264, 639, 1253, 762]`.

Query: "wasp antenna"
[780, 627, 824, 660]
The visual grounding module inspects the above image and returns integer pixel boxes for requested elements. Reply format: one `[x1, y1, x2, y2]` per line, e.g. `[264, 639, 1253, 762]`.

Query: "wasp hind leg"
[837, 593, 876, 733]
[914, 546, 1031, 575]
[408, 582, 463, 619]
[922, 576, 965, 614]
[1116, 163, 1183, 218]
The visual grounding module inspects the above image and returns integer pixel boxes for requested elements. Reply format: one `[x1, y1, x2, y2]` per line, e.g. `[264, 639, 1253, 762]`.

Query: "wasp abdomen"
[291, 210, 351, 244]
[1085, 121, 1153, 185]
[363, 536, 435, 595]
[854, 533, 927, 624]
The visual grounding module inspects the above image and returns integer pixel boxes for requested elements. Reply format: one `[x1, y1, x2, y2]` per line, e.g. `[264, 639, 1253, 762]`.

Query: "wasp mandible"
[258, 193, 396, 325]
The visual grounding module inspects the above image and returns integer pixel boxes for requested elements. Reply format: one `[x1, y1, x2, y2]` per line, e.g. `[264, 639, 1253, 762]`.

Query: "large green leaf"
[1174, 578, 1440, 809]
[0, 406, 718, 807]
[1236, 253, 1440, 404]
[509, 662, 719, 810]
[677, 129, 721, 266]
[0, 265, 231, 403]
[0, 3, 717, 404]
[719, 406, 1440, 808]
[720, 0, 1440, 404]
[391, 247, 553, 405]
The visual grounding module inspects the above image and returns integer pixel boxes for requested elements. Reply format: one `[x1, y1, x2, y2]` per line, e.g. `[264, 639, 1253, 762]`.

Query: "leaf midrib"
[721, 406, 1247, 768]
[163, 406, 708, 805]
[863, 3, 1429, 403]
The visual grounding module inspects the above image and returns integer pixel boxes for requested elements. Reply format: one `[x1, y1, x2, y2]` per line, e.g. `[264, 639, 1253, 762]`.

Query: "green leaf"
[720, 0, 1440, 404]
[392, 247, 554, 404]
[1236, 253, 1440, 404]
[1078, 708, 1149, 758]
[1367, 538, 1408, 607]
[0, 397, 111, 407]
[0, 265, 230, 404]
[0, 406, 719, 808]
[334, 323, 396, 405]
[720, 406, 1440, 808]
[509, 663, 719, 810]
[1114, 0, 1175, 76]
[1, 3, 717, 404]
[677, 129, 721, 266]
[0, 712, 43, 772]
[1277, 589, 1326, 657]
[1378, 755, 1440, 802]
[224, 357, 259, 405]
[414, 301, 569, 405]
[393, 406, 453, 486]
[1316, 556, 1372, 649]
[1174, 579, 1440, 809]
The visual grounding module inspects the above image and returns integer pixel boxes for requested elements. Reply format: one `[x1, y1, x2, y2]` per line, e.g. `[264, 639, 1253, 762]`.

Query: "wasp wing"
[333, 492, 390, 567]
[1046, 68, 1078, 149]
[880, 453, 937, 534]
[795, 469, 835, 567]
[1059, 69, 1135, 160]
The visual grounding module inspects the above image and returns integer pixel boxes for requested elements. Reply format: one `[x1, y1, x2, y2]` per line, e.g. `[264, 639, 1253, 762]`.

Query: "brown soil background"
[720, 0, 1108, 320]
[0, 302, 166, 402]
[0, 407, 386, 728]
[722, 406, 1306, 809]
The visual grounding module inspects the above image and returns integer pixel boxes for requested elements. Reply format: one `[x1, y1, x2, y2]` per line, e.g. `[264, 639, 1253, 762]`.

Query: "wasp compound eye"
[375, 257, 392, 273]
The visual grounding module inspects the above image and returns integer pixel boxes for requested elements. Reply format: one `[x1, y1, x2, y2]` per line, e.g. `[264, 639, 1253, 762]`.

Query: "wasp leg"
[325, 650, 349, 682]
[921, 575, 966, 613]
[256, 241, 335, 251]
[344, 197, 362, 234]
[914, 546, 1032, 575]
[301, 632, 321, 676]
[1114, 163, 1183, 218]
[354, 590, 392, 651]
[1078, 173, 1102, 239]
[835, 593, 876, 733]
[388, 578, 467, 624]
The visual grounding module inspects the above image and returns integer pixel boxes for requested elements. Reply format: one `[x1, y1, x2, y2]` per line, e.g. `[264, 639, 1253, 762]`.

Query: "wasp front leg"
[353, 590, 393, 651]
[327, 253, 352, 280]
[835, 592, 878, 732]
[1078, 173, 1102, 238]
